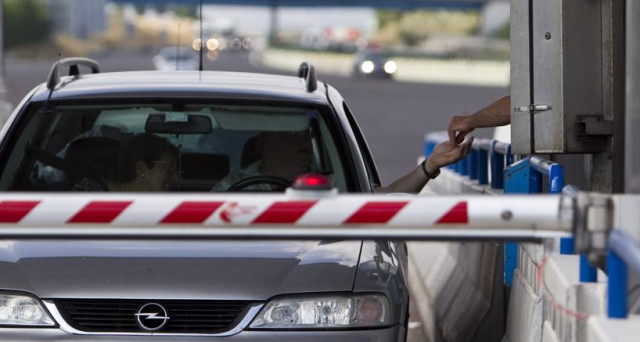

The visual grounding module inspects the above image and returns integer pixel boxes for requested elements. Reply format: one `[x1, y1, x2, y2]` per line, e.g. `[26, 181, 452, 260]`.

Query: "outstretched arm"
[374, 137, 474, 193]
[374, 95, 510, 194]
[447, 95, 511, 143]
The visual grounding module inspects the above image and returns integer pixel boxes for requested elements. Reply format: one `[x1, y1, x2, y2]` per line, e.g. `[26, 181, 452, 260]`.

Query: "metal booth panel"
[511, 0, 608, 154]
[510, 0, 532, 154]
[532, 0, 563, 153]
[626, 0, 640, 193]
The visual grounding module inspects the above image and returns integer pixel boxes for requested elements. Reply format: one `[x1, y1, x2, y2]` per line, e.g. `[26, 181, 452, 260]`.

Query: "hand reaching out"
[447, 95, 511, 144]
[427, 137, 474, 172]
[447, 115, 475, 144]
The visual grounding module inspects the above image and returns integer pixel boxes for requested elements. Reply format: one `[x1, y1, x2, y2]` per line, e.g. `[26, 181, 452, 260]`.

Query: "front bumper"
[0, 325, 405, 341]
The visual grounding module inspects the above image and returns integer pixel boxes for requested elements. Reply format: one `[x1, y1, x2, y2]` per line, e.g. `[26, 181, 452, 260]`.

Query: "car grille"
[55, 299, 251, 334]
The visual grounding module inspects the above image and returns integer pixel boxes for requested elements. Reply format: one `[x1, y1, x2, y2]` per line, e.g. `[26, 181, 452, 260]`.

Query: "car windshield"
[0, 101, 349, 192]
[359, 51, 389, 61]
[160, 47, 195, 60]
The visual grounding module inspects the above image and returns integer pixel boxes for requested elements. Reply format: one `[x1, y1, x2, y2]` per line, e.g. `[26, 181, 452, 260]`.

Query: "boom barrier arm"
[0, 191, 578, 241]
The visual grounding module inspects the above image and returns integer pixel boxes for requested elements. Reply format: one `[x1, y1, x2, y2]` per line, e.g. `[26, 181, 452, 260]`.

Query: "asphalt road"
[4, 49, 506, 186]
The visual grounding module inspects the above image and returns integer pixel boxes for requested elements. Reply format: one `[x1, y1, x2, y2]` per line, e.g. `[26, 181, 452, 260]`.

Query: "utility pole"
[0, 0, 5, 79]
[0, 0, 6, 105]
[269, 0, 278, 46]
[0, 0, 12, 124]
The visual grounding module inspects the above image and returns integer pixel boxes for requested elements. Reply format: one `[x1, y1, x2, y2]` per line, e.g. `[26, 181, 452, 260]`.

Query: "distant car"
[352, 50, 397, 79]
[152, 47, 199, 70]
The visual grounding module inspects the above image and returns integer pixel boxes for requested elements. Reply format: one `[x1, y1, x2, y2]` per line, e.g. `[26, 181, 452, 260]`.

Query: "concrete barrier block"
[408, 240, 498, 342]
[455, 242, 484, 285]
[574, 284, 607, 342]
[408, 242, 449, 279]
[440, 277, 490, 342]
[408, 253, 443, 342]
[544, 255, 580, 301]
[518, 244, 541, 292]
[434, 266, 466, 323]
[425, 245, 459, 301]
[504, 269, 543, 342]
[522, 242, 546, 265]
[479, 243, 498, 298]
[542, 321, 560, 342]
[586, 316, 640, 342]
[542, 254, 607, 342]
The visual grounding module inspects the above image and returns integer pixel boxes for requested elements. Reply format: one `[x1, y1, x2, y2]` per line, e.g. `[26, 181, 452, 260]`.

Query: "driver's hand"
[427, 137, 474, 171]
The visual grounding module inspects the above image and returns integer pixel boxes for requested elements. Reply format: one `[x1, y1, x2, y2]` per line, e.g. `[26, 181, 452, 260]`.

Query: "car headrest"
[240, 136, 262, 169]
[65, 137, 121, 181]
[181, 153, 230, 180]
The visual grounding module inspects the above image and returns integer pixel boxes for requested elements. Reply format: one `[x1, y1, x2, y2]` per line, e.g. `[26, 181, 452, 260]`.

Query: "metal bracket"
[576, 116, 613, 136]
[572, 190, 614, 262]
[514, 104, 552, 114]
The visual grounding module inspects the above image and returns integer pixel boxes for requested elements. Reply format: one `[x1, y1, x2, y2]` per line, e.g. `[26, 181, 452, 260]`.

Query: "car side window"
[342, 102, 381, 188]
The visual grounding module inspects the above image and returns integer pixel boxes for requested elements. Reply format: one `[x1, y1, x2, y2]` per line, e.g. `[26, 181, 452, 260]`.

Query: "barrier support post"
[580, 254, 598, 282]
[490, 140, 505, 189]
[478, 149, 489, 185]
[546, 163, 578, 258]
[607, 249, 627, 318]
[469, 149, 479, 180]
[503, 158, 538, 287]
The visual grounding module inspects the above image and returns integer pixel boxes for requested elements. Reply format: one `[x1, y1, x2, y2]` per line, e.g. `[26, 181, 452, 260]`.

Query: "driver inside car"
[212, 126, 474, 193]
[211, 130, 312, 192]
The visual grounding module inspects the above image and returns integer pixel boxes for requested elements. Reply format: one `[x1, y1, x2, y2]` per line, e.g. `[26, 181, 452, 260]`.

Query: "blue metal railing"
[607, 229, 640, 318]
[469, 139, 490, 185]
[424, 134, 589, 288]
[424, 133, 493, 186]
[491, 141, 512, 189]
[424, 131, 638, 321]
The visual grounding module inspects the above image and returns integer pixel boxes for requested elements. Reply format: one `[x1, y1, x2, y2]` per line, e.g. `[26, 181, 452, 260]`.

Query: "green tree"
[491, 21, 510, 40]
[172, 5, 196, 18]
[376, 10, 402, 29]
[3, 0, 51, 49]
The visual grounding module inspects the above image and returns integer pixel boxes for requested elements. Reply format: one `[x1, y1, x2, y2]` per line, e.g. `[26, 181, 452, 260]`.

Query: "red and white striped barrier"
[0, 193, 571, 240]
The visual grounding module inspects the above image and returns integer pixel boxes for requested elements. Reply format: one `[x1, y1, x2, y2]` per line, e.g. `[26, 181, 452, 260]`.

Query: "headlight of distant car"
[0, 293, 55, 326]
[206, 38, 219, 51]
[360, 60, 375, 74]
[250, 294, 391, 329]
[384, 61, 397, 74]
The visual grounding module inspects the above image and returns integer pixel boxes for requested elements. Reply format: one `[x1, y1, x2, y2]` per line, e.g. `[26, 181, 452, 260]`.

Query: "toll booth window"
[0, 103, 348, 192]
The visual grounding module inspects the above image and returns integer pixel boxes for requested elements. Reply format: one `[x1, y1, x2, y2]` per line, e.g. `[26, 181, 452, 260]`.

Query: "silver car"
[0, 58, 409, 341]
[153, 46, 199, 71]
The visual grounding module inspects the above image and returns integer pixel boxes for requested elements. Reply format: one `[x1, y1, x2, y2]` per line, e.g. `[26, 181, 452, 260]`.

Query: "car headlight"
[360, 60, 375, 74]
[250, 294, 391, 329]
[206, 38, 219, 51]
[0, 294, 55, 326]
[384, 61, 397, 74]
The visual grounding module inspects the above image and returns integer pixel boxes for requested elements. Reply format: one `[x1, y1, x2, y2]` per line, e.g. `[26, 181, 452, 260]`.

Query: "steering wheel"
[226, 175, 291, 191]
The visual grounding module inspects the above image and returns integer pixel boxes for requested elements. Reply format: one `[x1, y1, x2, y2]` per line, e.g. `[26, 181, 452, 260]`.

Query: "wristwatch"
[421, 159, 441, 179]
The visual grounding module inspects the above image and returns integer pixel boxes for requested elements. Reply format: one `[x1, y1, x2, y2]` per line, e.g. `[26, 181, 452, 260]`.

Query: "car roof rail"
[297, 62, 317, 92]
[46, 57, 100, 90]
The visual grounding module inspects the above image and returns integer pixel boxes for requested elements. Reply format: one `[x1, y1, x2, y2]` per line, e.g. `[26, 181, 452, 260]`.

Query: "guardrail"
[423, 132, 600, 288]
[608, 229, 640, 318]
[424, 131, 640, 320]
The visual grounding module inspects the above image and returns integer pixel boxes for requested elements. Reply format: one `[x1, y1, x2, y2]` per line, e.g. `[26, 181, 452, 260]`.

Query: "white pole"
[0, 193, 572, 241]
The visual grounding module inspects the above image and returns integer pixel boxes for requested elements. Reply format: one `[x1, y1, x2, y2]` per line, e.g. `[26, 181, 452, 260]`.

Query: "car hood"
[0, 240, 361, 300]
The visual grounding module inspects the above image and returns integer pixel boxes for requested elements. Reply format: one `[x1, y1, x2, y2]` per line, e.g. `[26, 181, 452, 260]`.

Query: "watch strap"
[421, 159, 440, 179]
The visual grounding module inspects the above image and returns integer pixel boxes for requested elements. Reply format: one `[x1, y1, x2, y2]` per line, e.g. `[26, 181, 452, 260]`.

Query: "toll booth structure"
[408, 0, 640, 340]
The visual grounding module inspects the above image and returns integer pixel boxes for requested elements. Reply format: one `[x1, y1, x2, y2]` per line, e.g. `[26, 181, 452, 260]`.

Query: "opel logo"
[135, 303, 170, 331]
